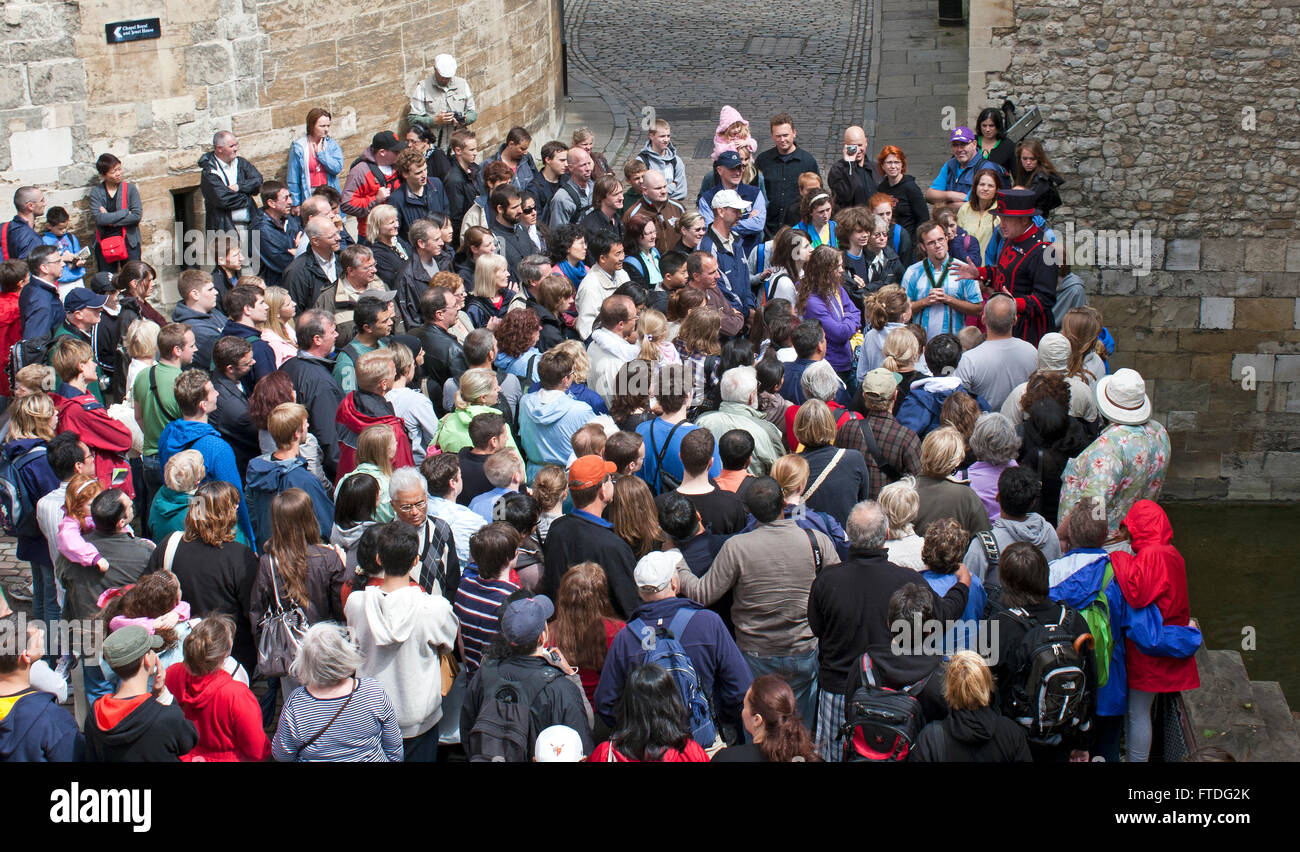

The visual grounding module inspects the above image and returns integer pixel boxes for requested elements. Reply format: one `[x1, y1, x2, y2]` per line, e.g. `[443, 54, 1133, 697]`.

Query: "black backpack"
[467, 660, 564, 762]
[999, 603, 1091, 745]
[840, 652, 932, 762]
[6, 337, 48, 396]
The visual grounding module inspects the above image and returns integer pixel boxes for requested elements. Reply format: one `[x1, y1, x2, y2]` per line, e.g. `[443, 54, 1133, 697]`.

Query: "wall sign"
[105, 19, 162, 45]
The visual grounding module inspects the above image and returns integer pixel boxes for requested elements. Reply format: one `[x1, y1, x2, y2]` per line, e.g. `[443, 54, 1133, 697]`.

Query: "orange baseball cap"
[568, 455, 616, 489]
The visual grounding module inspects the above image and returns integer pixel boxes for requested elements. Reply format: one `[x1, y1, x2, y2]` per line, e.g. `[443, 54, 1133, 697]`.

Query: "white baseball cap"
[535, 725, 585, 762]
[711, 189, 750, 212]
[434, 54, 457, 77]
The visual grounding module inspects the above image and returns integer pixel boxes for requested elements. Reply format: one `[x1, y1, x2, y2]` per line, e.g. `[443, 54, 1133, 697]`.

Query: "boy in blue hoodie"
[42, 207, 86, 288]
[0, 612, 83, 762]
[157, 370, 256, 548]
[1048, 497, 1203, 762]
[244, 402, 334, 546]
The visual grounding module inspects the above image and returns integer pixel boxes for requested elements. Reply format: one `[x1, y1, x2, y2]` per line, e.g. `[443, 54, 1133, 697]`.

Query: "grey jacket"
[88, 181, 144, 249]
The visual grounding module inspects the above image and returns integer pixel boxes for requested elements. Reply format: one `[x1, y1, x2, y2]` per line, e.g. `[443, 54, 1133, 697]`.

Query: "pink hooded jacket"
[713, 105, 759, 161]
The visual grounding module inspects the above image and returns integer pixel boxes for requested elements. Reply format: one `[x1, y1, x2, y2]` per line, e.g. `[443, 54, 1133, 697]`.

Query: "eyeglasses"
[395, 499, 427, 513]
[521, 206, 537, 214]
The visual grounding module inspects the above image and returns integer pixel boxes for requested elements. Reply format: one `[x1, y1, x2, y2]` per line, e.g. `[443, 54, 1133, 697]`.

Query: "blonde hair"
[7, 392, 56, 441]
[866, 285, 909, 332]
[473, 253, 509, 299]
[920, 426, 966, 478]
[877, 475, 919, 539]
[355, 349, 396, 394]
[356, 424, 396, 477]
[531, 464, 568, 513]
[455, 367, 497, 409]
[943, 650, 995, 711]
[770, 454, 810, 500]
[793, 399, 837, 449]
[13, 364, 55, 396]
[268, 402, 308, 449]
[50, 336, 92, 383]
[882, 327, 919, 373]
[235, 274, 265, 291]
[676, 210, 703, 236]
[551, 340, 589, 383]
[163, 449, 206, 493]
[637, 309, 671, 361]
[388, 342, 415, 381]
[260, 287, 296, 343]
[366, 204, 399, 244]
[123, 319, 160, 360]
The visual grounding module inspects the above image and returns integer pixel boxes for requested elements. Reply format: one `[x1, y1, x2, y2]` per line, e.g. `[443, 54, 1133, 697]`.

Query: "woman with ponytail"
[855, 284, 912, 385]
[881, 327, 923, 414]
[713, 675, 821, 762]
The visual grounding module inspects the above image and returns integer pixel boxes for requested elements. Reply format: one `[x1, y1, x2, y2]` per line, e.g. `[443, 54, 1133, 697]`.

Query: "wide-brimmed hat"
[1096, 368, 1151, 425]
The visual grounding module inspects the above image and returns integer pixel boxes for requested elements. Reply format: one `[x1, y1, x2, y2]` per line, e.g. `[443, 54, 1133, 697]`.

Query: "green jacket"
[335, 462, 395, 523]
[435, 405, 520, 455]
[51, 324, 104, 403]
[695, 400, 785, 476]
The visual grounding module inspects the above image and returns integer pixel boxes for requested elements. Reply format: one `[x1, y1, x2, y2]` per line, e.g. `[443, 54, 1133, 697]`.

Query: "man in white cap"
[1058, 368, 1170, 546]
[999, 332, 1100, 425]
[408, 54, 477, 151]
[698, 186, 755, 317]
[699, 149, 766, 258]
[593, 550, 751, 750]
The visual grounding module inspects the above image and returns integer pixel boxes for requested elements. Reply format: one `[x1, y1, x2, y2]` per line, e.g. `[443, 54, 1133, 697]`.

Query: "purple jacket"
[802, 287, 862, 373]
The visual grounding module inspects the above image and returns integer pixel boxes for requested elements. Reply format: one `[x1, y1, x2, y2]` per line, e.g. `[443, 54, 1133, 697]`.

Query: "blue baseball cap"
[715, 150, 743, 170]
[65, 288, 108, 313]
[500, 595, 554, 645]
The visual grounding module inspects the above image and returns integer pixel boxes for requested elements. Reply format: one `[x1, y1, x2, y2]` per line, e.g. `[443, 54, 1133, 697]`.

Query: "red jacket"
[341, 148, 404, 239]
[334, 391, 415, 480]
[784, 400, 861, 452]
[53, 389, 134, 498]
[1111, 500, 1199, 693]
[588, 739, 710, 762]
[0, 292, 21, 396]
[164, 664, 271, 762]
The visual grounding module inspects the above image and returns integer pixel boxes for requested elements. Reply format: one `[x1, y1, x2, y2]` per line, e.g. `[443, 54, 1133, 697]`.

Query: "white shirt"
[212, 157, 250, 222]
[427, 494, 487, 564]
[314, 251, 338, 284]
[575, 264, 628, 340]
[36, 483, 69, 588]
[586, 328, 640, 403]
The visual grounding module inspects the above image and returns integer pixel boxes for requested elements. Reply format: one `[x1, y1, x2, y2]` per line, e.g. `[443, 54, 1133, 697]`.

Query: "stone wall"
[0, 0, 563, 300]
[967, 0, 1300, 500]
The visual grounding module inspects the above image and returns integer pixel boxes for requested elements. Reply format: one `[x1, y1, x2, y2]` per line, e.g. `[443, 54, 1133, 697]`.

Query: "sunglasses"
[521, 206, 537, 214]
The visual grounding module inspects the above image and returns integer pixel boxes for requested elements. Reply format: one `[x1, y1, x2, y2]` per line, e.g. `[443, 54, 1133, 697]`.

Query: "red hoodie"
[334, 391, 414, 480]
[164, 664, 271, 762]
[0, 292, 21, 396]
[1110, 500, 1199, 693]
[54, 389, 135, 498]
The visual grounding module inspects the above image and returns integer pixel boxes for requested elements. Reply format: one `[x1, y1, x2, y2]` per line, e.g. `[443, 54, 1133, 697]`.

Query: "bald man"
[548, 147, 595, 229]
[828, 126, 878, 209]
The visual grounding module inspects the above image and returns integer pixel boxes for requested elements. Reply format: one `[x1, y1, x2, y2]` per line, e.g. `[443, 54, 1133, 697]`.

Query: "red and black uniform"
[968, 222, 1056, 346]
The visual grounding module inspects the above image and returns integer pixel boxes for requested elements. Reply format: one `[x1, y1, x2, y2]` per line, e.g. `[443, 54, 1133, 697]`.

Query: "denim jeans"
[82, 658, 115, 704]
[140, 454, 163, 523]
[403, 726, 440, 762]
[742, 646, 820, 730]
[30, 562, 61, 665]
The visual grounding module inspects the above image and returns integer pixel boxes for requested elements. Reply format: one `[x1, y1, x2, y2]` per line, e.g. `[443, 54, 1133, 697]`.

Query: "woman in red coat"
[165, 615, 271, 762]
[1110, 500, 1198, 762]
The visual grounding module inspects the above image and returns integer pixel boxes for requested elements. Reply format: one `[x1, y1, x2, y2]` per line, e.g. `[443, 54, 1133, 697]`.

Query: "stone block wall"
[0, 0, 563, 301]
[968, 0, 1300, 499]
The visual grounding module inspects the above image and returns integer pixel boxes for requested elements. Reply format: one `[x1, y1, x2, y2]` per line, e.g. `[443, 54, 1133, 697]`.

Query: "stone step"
[1243, 681, 1300, 762]
[1179, 647, 1300, 761]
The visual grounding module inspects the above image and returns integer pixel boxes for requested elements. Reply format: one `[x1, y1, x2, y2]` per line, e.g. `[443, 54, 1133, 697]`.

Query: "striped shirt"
[271, 678, 403, 762]
[453, 569, 520, 675]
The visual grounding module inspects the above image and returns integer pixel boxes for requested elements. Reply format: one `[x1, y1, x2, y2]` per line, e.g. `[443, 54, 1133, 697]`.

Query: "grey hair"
[519, 255, 552, 287]
[969, 413, 1021, 466]
[870, 214, 890, 233]
[983, 294, 1016, 335]
[719, 366, 758, 406]
[290, 622, 362, 687]
[846, 501, 889, 550]
[304, 215, 335, 240]
[877, 475, 919, 539]
[213, 130, 236, 148]
[389, 466, 425, 501]
[800, 359, 842, 403]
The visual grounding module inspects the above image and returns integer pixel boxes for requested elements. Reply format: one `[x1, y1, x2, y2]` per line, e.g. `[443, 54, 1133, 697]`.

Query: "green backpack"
[1076, 561, 1115, 687]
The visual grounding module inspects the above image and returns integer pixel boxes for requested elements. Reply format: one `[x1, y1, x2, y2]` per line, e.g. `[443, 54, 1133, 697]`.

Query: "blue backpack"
[0, 445, 47, 538]
[630, 608, 716, 748]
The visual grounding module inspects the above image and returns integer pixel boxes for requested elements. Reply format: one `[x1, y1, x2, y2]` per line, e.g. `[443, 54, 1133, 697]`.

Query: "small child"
[42, 207, 86, 286]
[637, 309, 680, 365]
[530, 464, 568, 544]
[59, 474, 110, 574]
[958, 326, 985, 351]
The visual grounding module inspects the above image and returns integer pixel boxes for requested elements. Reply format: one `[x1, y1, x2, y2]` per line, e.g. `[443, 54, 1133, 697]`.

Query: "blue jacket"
[495, 348, 541, 384]
[594, 597, 752, 726]
[897, 375, 992, 439]
[2, 216, 43, 261]
[485, 144, 541, 193]
[244, 452, 333, 549]
[218, 319, 276, 386]
[699, 182, 767, 259]
[698, 228, 752, 313]
[285, 135, 344, 206]
[519, 389, 593, 479]
[793, 218, 838, 249]
[525, 379, 608, 415]
[158, 419, 255, 549]
[778, 358, 851, 408]
[930, 154, 1008, 197]
[0, 688, 84, 762]
[3, 437, 60, 565]
[252, 210, 302, 290]
[389, 179, 450, 245]
[18, 276, 63, 340]
[924, 570, 988, 650]
[636, 418, 722, 495]
[1050, 549, 1203, 717]
[42, 233, 86, 284]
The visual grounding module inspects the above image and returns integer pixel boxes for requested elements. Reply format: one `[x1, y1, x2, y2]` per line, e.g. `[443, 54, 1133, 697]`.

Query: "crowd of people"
[0, 58, 1205, 764]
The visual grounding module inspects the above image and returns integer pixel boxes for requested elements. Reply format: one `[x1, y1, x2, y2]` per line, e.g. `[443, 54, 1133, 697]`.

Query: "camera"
[846, 144, 859, 155]
[452, 112, 466, 126]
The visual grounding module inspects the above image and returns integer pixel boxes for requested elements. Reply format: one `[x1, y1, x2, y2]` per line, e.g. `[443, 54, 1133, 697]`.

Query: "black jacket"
[490, 217, 535, 282]
[84, 694, 198, 762]
[211, 374, 259, 479]
[876, 175, 929, 241]
[800, 445, 872, 527]
[198, 151, 263, 234]
[145, 538, 260, 673]
[542, 513, 639, 619]
[365, 236, 412, 288]
[417, 323, 468, 411]
[808, 547, 969, 695]
[443, 161, 481, 239]
[281, 351, 344, 480]
[396, 253, 443, 332]
[828, 159, 878, 209]
[755, 146, 820, 236]
[911, 705, 1032, 762]
[535, 302, 575, 352]
[283, 250, 342, 318]
[461, 654, 594, 760]
[389, 178, 450, 244]
[526, 174, 561, 214]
